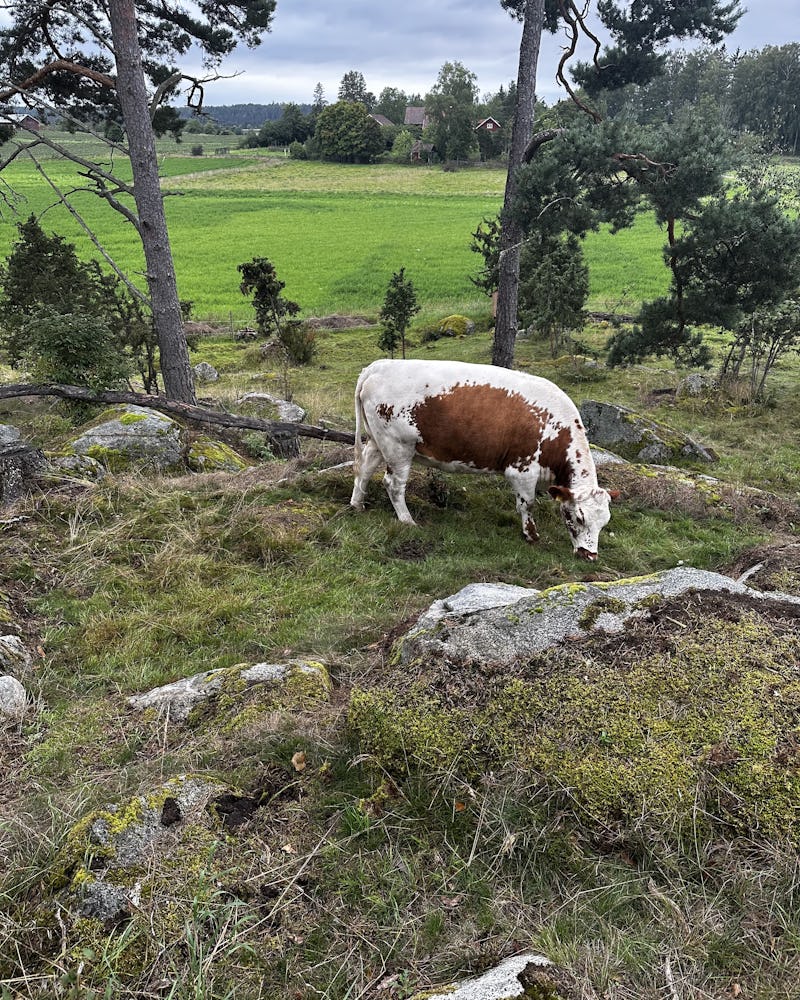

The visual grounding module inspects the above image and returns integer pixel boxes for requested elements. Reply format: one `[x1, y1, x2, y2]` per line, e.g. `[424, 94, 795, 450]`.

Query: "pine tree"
[379, 269, 420, 359]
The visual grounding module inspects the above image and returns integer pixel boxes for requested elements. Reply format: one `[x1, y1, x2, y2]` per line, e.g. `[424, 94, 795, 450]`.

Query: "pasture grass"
[0, 132, 669, 323]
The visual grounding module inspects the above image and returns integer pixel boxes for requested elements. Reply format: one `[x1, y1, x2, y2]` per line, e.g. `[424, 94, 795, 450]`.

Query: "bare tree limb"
[523, 127, 566, 163]
[29, 153, 151, 306]
[0, 59, 116, 103]
[0, 384, 357, 445]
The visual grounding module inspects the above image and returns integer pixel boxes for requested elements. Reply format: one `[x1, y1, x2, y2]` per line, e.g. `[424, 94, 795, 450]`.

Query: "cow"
[349, 359, 618, 561]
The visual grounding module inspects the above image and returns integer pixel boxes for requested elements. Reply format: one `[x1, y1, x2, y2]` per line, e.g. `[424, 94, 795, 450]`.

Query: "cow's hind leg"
[383, 456, 416, 525]
[505, 469, 539, 543]
[350, 438, 385, 510]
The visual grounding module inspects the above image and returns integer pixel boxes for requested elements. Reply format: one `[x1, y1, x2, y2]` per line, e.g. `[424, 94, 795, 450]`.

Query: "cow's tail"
[352, 370, 368, 478]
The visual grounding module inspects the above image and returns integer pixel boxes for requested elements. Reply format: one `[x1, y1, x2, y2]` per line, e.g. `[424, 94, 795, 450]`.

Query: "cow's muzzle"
[576, 547, 598, 561]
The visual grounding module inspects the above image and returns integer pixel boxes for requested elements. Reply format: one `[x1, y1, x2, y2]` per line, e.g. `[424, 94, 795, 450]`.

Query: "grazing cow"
[349, 359, 618, 560]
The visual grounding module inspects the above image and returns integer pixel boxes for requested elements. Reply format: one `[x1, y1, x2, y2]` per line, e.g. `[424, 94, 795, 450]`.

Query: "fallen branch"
[0, 383, 357, 446]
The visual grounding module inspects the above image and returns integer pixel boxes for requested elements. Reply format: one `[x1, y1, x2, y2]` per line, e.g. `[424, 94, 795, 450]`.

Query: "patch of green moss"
[578, 596, 627, 630]
[85, 443, 129, 472]
[350, 609, 800, 844]
[119, 412, 149, 426]
[187, 435, 249, 473]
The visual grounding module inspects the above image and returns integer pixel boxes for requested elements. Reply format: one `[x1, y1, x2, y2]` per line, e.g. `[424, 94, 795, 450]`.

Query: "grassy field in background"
[0, 132, 670, 322]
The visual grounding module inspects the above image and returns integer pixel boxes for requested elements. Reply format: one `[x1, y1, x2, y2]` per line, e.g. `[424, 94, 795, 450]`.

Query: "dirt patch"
[726, 537, 800, 595]
[304, 314, 375, 330]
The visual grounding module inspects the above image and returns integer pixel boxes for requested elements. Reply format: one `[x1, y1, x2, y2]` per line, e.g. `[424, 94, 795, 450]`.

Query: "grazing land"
[1, 137, 799, 1000]
[0, 135, 670, 322]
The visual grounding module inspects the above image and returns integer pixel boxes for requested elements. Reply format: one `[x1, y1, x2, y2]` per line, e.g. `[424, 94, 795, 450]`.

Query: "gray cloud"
[188, 1, 799, 107]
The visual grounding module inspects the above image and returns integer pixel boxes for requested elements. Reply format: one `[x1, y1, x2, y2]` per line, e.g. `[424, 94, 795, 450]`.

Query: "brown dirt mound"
[304, 314, 375, 330]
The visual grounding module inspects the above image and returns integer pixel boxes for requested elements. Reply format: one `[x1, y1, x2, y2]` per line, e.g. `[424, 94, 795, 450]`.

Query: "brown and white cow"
[349, 359, 618, 560]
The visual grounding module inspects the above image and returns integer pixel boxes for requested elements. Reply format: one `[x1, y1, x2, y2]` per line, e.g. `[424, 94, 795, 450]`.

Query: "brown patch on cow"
[376, 402, 395, 422]
[539, 425, 575, 486]
[410, 385, 552, 473]
[523, 517, 540, 542]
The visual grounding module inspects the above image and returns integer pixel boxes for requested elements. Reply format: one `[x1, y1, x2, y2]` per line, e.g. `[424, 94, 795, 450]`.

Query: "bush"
[280, 321, 317, 366]
[190, 144, 203, 156]
[20, 306, 131, 389]
[419, 313, 475, 343]
[288, 141, 307, 160]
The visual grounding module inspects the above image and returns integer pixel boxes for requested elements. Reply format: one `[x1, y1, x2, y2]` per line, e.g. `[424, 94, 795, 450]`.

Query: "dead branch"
[523, 127, 566, 163]
[0, 59, 116, 103]
[30, 154, 150, 304]
[0, 384, 357, 446]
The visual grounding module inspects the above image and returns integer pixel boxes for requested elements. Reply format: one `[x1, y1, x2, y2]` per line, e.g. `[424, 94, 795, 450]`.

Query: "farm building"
[2, 113, 41, 132]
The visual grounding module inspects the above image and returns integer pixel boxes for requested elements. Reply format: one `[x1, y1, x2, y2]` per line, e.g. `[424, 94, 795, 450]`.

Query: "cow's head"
[548, 485, 620, 561]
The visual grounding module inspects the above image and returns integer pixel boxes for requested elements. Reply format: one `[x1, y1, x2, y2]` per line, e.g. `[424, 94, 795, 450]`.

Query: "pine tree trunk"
[107, 0, 196, 404]
[492, 0, 546, 369]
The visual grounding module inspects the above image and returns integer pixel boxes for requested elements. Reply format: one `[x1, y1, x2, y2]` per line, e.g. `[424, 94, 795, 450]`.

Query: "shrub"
[288, 141, 307, 160]
[190, 144, 203, 156]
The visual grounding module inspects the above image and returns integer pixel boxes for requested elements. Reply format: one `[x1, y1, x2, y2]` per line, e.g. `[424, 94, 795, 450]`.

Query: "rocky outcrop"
[399, 568, 800, 666]
[70, 406, 184, 472]
[580, 399, 717, 464]
[128, 658, 331, 724]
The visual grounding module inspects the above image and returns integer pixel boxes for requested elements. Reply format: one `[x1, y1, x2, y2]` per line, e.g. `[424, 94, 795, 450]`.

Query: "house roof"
[369, 113, 394, 127]
[404, 106, 427, 127]
[3, 113, 40, 126]
[474, 116, 502, 131]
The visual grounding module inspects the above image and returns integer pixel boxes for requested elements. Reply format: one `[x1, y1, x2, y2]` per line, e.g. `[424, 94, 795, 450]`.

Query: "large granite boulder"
[580, 399, 717, 464]
[351, 567, 800, 846]
[398, 567, 800, 665]
[0, 441, 47, 504]
[70, 406, 184, 472]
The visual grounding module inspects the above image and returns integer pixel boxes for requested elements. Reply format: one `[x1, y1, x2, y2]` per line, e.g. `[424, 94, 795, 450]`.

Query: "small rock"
[193, 361, 219, 383]
[0, 425, 22, 446]
[48, 453, 106, 480]
[0, 674, 26, 721]
[0, 635, 32, 675]
[239, 392, 307, 423]
[127, 659, 330, 724]
[409, 951, 550, 1000]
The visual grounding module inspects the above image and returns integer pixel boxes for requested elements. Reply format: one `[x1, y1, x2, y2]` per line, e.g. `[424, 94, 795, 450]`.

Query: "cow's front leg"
[383, 457, 416, 525]
[505, 469, 539, 543]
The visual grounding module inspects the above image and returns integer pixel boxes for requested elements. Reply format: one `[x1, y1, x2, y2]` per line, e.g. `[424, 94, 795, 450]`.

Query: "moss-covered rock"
[69, 405, 184, 472]
[351, 579, 800, 845]
[580, 399, 717, 465]
[186, 434, 249, 473]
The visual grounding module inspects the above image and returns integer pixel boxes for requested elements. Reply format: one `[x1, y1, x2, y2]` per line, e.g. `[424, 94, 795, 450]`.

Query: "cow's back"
[356, 359, 582, 474]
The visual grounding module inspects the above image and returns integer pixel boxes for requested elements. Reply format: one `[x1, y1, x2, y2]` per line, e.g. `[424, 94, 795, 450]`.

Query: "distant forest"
[178, 103, 312, 129]
[175, 43, 800, 155]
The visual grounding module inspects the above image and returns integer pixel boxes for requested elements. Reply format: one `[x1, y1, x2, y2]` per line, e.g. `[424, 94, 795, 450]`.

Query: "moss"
[85, 443, 129, 472]
[577, 596, 627, 630]
[350, 608, 800, 844]
[119, 412, 149, 425]
[188, 660, 331, 734]
[186, 435, 249, 473]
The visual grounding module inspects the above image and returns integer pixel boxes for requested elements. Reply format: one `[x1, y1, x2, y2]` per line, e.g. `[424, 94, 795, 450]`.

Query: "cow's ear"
[607, 489, 621, 501]
[548, 485, 573, 503]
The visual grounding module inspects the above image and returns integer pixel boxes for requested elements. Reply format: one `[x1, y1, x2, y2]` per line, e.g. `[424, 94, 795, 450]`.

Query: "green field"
[0, 133, 671, 322]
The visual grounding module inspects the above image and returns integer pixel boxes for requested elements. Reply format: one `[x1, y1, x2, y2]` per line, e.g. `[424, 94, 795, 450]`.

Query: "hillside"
[1, 320, 799, 999]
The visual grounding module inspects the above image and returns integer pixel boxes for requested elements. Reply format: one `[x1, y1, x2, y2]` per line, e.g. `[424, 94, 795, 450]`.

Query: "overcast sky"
[186, 1, 800, 108]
